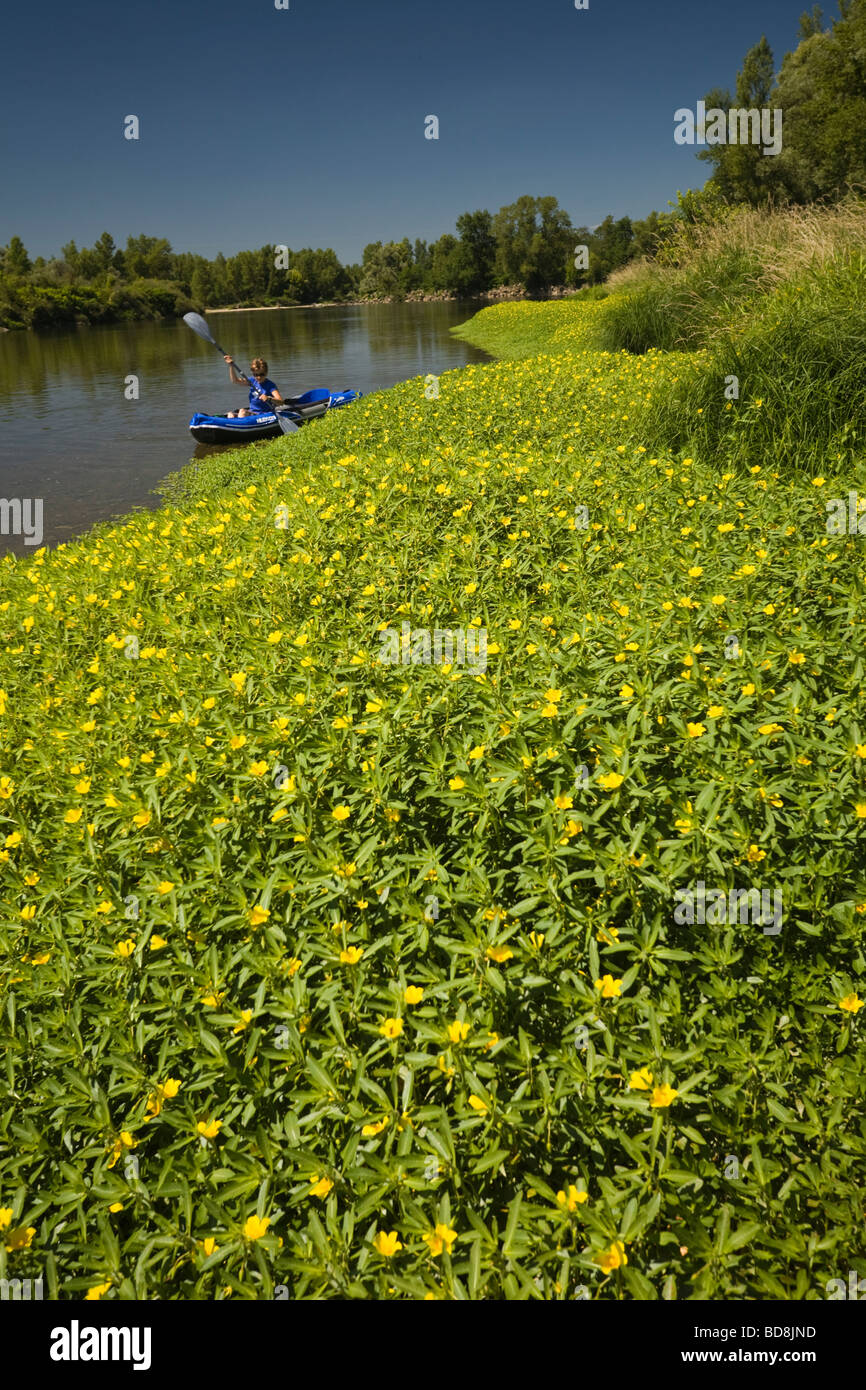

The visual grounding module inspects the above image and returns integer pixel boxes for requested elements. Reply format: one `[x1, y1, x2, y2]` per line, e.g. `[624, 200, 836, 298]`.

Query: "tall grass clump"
[595, 199, 866, 468]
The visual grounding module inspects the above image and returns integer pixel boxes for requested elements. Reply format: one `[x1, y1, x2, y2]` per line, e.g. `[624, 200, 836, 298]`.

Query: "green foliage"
[2, 282, 865, 1299]
[700, 0, 866, 204]
[592, 198, 866, 470]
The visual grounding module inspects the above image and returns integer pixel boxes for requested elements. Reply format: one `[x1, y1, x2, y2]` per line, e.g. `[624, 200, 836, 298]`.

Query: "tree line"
[1, 2, 863, 328]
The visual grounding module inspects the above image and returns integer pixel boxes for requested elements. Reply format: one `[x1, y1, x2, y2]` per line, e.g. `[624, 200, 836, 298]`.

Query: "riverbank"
[204, 284, 581, 314]
[2, 267, 864, 1299]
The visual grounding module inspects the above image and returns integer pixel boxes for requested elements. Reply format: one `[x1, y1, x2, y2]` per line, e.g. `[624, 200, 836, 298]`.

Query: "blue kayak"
[189, 387, 361, 445]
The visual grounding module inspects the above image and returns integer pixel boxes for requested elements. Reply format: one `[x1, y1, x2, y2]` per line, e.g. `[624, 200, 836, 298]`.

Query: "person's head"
[250, 357, 269, 379]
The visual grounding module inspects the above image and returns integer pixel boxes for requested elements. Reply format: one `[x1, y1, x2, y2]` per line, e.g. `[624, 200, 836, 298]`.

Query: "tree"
[492, 195, 574, 291]
[455, 209, 496, 293]
[698, 37, 779, 204]
[190, 261, 215, 306]
[124, 234, 174, 279]
[798, 6, 824, 39]
[773, 0, 866, 201]
[2, 236, 31, 277]
[93, 232, 118, 274]
[358, 240, 412, 298]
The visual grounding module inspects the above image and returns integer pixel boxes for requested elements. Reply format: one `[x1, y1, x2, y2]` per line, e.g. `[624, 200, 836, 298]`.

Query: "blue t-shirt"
[249, 377, 278, 411]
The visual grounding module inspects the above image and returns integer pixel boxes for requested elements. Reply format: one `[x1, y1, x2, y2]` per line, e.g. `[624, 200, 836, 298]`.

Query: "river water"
[0, 301, 490, 553]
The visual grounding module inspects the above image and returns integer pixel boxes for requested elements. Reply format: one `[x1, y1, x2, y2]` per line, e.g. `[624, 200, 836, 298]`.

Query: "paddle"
[182, 311, 298, 434]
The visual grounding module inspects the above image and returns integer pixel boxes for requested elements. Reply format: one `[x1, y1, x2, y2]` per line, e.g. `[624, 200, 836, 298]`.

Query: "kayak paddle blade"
[183, 311, 218, 347]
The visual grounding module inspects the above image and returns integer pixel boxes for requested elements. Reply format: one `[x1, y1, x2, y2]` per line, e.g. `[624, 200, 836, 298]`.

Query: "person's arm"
[224, 355, 245, 387]
[267, 386, 283, 402]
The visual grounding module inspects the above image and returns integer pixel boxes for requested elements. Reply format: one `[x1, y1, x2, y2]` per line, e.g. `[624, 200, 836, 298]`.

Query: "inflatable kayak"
[189, 387, 361, 445]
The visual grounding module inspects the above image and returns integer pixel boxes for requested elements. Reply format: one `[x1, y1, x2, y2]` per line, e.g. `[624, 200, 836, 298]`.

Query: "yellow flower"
[85, 1281, 112, 1301]
[64, 807, 83, 824]
[115, 939, 136, 958]
[447, 1020, 470, 1044]
[619, 683, 634, 700]
[855, 804, 866, 820]
[594, 975, 622, 999]
[197, 1119, 223, 1139]
[373, 1230, 402, 1258]
[148, 935, 168, 951]
[839, 993, 863, 1014]
[249, 905, 270, 926]
[554, 793, 573, 810]
[340, 946, 364, 964]
[686, 722, 705, 739]
[249, 760, 268, 777]
[75, 777, 91, 793]
[404, 986, 424, 1004]
[331, 805, 351, 821]
[233, 1010, 253, 1034]
[0, 776, 14, 799]
[267, 630, 283, 645]
[365, 699, 383, 714]
[132, 810, 151, 828]
[20, 904, 36, 921]
[758, 723, 783, 736]
[707, 705, 725, 719]
[379, 1017, 404, 1039]
[650, 1083, 678, 1108]
[243, 1214, 270, 1241]
[422, 1223, 458, 1257]
[468, 1095, 488, 1113]
[629, 1067, 653, 1090]
[597, 772, 624, 791]
[229, 733, 247, 750]
[448, 776, 465, 790]
[157, 880, 175, 895]
[556, 1185, 588, 1212]
[361, 1116, 389, 1137]
[594, 1241, 627, 1272]
[486, 944, 513, 963]
[308, 1175, 334, 1198]
[788, 651, 806, 665]
[201, 1237, 219, 1256]
[741, 683, 756, 696]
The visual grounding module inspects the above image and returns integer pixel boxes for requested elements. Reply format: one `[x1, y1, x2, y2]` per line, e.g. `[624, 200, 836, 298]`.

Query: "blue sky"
[2, 0, 825, 263]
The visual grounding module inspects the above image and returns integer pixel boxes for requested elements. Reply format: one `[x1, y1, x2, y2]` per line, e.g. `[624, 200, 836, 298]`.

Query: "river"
[0, 301, 490, 554]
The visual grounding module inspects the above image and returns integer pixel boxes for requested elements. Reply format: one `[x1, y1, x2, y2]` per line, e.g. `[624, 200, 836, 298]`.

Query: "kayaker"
[224, 356, 283, 417]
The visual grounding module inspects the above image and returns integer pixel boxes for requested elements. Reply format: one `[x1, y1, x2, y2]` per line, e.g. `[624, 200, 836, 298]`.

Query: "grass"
[0, 242, 865, 1299]
[594, 198, 866, 469]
